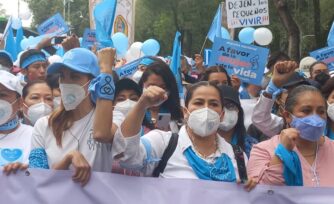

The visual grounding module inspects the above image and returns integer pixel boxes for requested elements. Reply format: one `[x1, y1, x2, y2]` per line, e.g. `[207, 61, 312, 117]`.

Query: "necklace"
[188, 133, 219, 160]
[68, 110, 95, 151]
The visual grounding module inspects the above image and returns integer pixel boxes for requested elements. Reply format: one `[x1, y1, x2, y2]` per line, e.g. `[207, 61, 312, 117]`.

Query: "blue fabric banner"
[209, 37, 269, 85]
[37, 13, 69, 36]
[1, 168, 334, 204]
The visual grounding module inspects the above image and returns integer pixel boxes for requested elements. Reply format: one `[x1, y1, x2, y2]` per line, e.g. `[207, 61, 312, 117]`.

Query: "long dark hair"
[139, 57, 183, 123]
[48, 73, 94, 146]
[224, 98, 246, 151]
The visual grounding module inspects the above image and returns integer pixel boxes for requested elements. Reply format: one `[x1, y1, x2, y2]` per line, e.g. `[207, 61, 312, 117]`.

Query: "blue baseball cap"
[47, 48, 100, 77]
[0, 50, 13, 66]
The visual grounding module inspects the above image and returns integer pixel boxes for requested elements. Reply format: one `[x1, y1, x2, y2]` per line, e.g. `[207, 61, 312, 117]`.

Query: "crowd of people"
[1, 34, 334, 191]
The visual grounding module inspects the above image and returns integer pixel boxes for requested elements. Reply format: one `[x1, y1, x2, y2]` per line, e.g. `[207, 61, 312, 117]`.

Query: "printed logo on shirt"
[0, 148, 23, 166]
[86, 129, 112, 152]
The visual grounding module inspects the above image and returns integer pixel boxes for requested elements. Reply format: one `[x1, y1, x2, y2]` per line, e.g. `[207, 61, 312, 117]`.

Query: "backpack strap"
[152, 133, 179, 177]
[232, 145, 248, 183]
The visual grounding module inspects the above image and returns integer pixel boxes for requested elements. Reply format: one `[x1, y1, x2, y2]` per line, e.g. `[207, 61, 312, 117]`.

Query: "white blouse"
[112, 125, 247, 179]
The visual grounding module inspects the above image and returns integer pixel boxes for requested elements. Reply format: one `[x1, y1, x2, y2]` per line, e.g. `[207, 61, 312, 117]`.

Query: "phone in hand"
[156, 113, 171, 131]
[52, 36, 67, 45]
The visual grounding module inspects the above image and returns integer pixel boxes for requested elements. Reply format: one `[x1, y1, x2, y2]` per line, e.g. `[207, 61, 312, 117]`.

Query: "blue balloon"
[112, 32, 128, 56]
[238, 27, 255, 44]
[141, 39, 160, 56]
[221, 27, 230, 40]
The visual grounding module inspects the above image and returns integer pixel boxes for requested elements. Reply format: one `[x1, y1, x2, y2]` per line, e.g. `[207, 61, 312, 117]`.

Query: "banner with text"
[209, 37, 269, 85]
[82, 28, 97, 49]
[1, 169, 334, 204]
[115, 57, 144, 78]
[37, 13, 69, 36]
[226, 0, 269, 28]
[310, 46, 334, 71]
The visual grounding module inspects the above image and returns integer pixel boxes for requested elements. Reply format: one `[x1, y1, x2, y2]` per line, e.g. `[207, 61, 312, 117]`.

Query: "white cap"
[0, 70, 23, 95]
[14, 50, 25, 67]
[299, 57, 317, 77]
[48, 55, 62, 64]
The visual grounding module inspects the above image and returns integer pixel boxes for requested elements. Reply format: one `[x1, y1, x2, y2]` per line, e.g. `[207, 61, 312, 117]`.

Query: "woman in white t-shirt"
[0, 70, 32, 166]
[112, 81, 257, 190]
[4, 48, 117, 186]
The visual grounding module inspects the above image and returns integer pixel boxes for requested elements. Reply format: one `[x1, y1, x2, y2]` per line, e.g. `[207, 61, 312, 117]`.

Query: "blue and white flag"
[328, 21, 334, 47]
[94, 0, 117, 48]
[207, 4, 222, 42]
[170, 31, 183, 97]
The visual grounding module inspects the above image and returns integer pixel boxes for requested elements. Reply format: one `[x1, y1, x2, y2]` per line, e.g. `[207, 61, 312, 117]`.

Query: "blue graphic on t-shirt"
[0, 148, 23, 166]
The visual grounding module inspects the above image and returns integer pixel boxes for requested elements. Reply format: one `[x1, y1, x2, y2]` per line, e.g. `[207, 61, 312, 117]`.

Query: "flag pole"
[199, 37, 208, 55]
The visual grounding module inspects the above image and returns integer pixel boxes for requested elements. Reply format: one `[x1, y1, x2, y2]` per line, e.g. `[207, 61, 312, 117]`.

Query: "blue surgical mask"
[290, 114, 326, 142]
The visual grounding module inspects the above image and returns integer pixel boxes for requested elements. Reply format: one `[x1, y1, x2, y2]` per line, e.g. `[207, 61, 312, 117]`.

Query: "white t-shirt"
[32, 109, 114, 172]
[113, 125, 247, 179]
[0, 124, 33, 166]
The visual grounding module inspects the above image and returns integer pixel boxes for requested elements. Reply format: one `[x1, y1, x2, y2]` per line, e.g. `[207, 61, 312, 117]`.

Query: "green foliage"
[24, 0, 89, 36]
[136, 0, 334, 58]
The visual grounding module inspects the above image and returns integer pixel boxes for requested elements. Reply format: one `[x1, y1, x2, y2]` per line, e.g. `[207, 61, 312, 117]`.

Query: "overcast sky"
[0, 0, 32, 27]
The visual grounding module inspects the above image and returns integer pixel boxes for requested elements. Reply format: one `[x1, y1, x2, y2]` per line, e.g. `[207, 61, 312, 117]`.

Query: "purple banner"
[0, 168, 333, 204]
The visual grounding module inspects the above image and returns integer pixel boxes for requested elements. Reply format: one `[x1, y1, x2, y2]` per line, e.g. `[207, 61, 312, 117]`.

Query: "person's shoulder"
[253, 135, 279, 150]
[14, 123, 33, 136]
[34, 116, 50, 127]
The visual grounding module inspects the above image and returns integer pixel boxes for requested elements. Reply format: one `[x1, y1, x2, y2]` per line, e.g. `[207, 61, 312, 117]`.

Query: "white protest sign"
[226, 0, 269, 28]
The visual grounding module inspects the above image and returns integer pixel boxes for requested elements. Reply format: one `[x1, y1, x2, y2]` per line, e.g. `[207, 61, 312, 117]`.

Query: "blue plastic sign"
[82, 28, 97, 49]
[37, 13, 69, 36]
[209, 37, 269, 85]
[310, 46, 334, 71]
[115, 57, 145, 78]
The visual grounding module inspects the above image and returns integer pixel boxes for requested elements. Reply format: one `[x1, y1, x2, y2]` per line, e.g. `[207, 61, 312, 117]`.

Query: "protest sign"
[115, 57, 144, 78]
[1, 168, 334, 204]
[37, 13, 69, 36]
[82, 28, 97, 49]
[310, 46, 334, 71]
[209, 37, 269, 85]
[226, 0, 269, 28]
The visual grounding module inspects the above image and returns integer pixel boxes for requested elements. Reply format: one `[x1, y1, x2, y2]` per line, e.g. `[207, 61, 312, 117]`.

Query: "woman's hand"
[242, 177, 258, 192]
[97, 48, 116, 74]
[3, 162, 28, 175]
[280, 128, 300, 151]
[138, 86, 168, 109]
[62, 34, 80, 52]
[271, 61, 298, 88]
[68, 151, 91, 186]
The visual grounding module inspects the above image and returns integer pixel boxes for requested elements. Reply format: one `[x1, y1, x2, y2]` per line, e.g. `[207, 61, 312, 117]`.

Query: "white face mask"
[219, 107, 238, 131]
[25, 102, 52, 125]
[53, 96, 61, 109]
[114, 99, 137, 116]
[59, 81, 89, 111]
[327, 102, 334, 121]
[187, 107, 221, 137]
[0, 99, 15, 125]
[132, 70, 143, 83]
